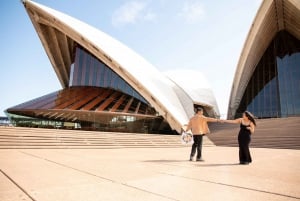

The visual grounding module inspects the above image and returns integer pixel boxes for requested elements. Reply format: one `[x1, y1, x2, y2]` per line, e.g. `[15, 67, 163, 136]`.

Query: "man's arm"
[206, 117, 220, 123]
[184, 120, 192, 132]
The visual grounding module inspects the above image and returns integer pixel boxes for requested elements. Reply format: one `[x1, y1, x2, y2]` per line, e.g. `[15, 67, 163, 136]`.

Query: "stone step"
[208, 117, 300, 149]
[0, 127, 214, 149]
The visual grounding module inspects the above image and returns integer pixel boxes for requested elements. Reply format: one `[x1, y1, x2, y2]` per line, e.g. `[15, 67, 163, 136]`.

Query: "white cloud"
[112, 1, 156, 27]
[179, 1, 205, 23]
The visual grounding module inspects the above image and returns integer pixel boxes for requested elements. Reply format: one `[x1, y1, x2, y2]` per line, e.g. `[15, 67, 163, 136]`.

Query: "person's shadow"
[194, 163, 240, 167]
[143, 159, 187, 163]
[143, 160, 239, 167]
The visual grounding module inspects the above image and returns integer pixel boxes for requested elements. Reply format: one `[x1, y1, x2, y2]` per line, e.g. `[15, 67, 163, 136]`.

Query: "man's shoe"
[189, 157, 193, 161]
[196, 158, 204, 162]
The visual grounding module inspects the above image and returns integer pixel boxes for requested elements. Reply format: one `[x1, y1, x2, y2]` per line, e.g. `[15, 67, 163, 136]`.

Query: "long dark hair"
[244, 111, 256, 126]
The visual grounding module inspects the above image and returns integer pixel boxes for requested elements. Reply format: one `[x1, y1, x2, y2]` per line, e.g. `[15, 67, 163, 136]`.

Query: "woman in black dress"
[223, 111, 256, 165]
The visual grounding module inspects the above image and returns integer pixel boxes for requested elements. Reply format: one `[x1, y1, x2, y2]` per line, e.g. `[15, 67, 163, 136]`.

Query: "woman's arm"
[247, 122, 255, 134]
[223, 118, 242, 124]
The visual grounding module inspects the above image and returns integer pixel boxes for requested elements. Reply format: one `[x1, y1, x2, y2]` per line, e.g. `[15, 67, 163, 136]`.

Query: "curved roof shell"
[165, 70, 220, 118]
[22, 0, 194, 132]
[227, 0, 300, 119]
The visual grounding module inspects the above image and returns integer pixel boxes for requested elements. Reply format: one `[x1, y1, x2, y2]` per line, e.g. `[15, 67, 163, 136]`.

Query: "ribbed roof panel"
[228, 0, 300, 119]
[22, 0, 193, 131]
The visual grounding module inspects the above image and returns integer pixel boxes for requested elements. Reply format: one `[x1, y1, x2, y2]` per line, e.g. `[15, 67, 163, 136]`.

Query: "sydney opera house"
[6, 0, 300, 134]
[227, 0, 300, 119]
[6, 0, 220, 134]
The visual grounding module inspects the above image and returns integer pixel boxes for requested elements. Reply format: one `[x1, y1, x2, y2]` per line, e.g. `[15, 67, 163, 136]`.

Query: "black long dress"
[238, 123, 252, 164]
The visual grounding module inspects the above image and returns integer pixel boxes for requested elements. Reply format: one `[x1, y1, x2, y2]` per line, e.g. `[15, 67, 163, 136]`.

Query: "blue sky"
[0, 0, 262, 118]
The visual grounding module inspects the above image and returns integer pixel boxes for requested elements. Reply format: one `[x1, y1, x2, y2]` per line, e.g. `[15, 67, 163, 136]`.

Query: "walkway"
[1, 146, 299, 201]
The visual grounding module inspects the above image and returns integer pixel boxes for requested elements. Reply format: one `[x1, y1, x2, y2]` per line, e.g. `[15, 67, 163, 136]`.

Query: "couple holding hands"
[183, 107, 256, 165]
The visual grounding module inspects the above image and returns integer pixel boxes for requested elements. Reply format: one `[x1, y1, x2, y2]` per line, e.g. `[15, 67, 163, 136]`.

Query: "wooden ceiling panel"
[7, 87, 158, 124]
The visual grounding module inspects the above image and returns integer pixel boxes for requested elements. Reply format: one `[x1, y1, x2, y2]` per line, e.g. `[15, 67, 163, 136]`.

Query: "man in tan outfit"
[184, 107, 220, 161]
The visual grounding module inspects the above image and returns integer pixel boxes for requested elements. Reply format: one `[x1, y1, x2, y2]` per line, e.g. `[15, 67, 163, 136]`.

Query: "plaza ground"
[1, 146, 299, 201]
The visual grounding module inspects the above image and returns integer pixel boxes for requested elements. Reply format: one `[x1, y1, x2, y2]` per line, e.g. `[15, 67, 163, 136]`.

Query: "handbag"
[180, 131, 194, 145]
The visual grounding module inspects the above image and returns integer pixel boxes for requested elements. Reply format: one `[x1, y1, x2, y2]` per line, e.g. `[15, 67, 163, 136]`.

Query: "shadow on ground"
[143, 159, 240, 167]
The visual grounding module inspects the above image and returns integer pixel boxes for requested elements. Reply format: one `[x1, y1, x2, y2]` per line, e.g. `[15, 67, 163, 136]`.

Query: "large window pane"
[237, 31, 299, 118]
[70, 46, 147, 104]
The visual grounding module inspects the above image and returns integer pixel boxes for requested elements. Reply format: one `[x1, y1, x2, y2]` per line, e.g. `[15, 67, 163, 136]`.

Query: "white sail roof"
[23, 0, 220, 131]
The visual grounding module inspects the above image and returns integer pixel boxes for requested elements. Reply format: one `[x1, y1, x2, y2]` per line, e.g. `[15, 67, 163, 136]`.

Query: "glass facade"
[6, 45, 176, 134]
[277, 53, 300, 117]
[70, 46, 147, 103]
[236, 31, 300, 118]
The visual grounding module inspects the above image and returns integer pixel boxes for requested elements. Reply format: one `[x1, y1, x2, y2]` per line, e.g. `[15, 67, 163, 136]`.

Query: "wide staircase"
[208, 117, 300, 149]
[0, 127, 214, 149]
[1, 117, 298, 149]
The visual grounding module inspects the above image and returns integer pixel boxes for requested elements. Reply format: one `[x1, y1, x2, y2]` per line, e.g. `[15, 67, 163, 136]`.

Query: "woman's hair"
[244, 111, 256, 126]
